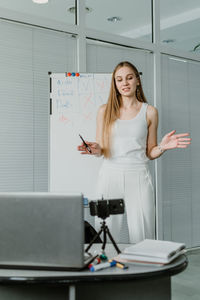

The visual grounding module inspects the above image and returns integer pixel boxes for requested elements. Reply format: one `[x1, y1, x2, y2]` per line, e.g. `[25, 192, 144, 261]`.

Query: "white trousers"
[96, 161, 155, 244]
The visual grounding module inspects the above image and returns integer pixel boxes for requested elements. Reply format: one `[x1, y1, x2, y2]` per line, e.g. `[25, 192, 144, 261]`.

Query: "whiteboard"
[49, 73, 112, 200]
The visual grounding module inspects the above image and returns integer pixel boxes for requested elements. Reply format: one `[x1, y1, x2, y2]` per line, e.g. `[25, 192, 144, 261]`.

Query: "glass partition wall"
[0, 0, 200, 247]
[85, 0, 152, 42]
[0, 0, 77, 26]
[159, 55, 200, 247]
[160, 0, 200, 53]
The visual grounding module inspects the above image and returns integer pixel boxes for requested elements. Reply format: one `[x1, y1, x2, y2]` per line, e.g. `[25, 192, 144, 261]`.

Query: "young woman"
[78, 61, 191, 243]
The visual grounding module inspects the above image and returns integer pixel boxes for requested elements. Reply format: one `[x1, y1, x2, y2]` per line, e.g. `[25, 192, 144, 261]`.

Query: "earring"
[136, 85, 140, 99]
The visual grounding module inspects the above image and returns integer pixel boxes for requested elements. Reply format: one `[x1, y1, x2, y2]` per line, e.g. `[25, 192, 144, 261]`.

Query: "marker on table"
[88, 257, 101, 269]
[89, 260, 116, 272]
[109, 259, 129, 270]
[79, 134, 92, 153]
[100, 254, 108, 261]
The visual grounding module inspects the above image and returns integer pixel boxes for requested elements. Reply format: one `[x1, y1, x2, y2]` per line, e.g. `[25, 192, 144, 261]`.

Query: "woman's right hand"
[77, 142, 102, 156]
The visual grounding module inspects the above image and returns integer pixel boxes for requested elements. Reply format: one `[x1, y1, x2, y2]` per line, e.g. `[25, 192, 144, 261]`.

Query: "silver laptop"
[0, 192, 94, 270]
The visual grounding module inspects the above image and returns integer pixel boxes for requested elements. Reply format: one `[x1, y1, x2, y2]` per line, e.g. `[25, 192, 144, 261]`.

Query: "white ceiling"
[0, 0, 199, 52]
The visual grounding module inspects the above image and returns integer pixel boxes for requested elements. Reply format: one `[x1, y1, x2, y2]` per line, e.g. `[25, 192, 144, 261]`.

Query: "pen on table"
[100, 253, 108, 261]
[88, 256, 101, 269]
[79, 134, 92, 153]
[109, 260, 129, 270]
[89, 260, 116, 272]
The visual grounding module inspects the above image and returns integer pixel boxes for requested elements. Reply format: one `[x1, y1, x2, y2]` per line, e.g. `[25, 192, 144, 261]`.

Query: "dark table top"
[0, 244, 188, 285]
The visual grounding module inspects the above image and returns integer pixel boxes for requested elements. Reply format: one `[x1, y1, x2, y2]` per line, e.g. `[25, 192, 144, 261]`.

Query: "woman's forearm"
[147, 144, 166, 160]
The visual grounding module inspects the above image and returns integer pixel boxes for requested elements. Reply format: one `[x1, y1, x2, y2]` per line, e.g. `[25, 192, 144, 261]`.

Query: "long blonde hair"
[102, 61, 147, 158]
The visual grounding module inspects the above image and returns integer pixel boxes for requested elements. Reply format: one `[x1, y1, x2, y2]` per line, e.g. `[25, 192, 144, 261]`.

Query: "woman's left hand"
[160, 130, 191, 151]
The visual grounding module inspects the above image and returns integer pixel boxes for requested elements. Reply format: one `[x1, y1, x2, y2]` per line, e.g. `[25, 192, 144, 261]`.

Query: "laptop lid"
[0, 192, 90, 270]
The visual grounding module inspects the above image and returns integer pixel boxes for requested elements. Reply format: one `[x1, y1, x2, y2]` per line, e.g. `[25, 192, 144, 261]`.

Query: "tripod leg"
[106, 227, 121, 254]
[102, 227, 107, 252]
[85, 228, 103, 253]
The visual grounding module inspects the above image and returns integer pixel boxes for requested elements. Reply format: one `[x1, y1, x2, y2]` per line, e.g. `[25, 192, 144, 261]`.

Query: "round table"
[0, 251, 187, 300]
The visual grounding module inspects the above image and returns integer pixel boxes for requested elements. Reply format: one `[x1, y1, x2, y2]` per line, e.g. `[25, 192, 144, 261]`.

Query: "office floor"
[172, 249, 200, 300]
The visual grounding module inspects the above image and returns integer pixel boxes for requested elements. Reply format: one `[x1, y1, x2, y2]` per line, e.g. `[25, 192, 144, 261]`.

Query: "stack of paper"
[115, 239, 186, 266]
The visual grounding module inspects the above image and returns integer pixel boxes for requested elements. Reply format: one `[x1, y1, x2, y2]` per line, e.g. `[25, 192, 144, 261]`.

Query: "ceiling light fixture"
[107, 16, 122, 22]
[193, 43, 200, 51]
[68, 6, 92, 14]
[162, 39, 176, 43]
[32, 0, 48, 4]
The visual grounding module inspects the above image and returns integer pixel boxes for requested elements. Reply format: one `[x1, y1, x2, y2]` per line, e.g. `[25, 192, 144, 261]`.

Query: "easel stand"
[85, 220, 121, 254]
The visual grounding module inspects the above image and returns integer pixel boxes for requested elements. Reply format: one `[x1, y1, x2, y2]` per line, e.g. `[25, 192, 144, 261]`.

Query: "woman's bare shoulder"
[146, 105, 158, 127]
[97, 104, 107, 117]
[147, 104, 158, 118]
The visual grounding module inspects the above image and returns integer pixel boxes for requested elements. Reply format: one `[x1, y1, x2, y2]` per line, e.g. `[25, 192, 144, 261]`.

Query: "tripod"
[85, 219, 121, 254]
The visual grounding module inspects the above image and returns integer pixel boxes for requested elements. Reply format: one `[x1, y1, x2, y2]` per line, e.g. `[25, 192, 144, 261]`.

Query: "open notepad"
[115, 239, 186, 266]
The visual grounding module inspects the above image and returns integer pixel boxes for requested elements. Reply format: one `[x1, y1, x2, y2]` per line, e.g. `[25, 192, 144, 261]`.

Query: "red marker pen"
[88, 257, 101, 269]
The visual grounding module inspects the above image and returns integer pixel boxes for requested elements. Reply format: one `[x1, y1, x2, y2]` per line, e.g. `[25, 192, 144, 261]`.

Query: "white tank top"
[107, 102, 149, 167]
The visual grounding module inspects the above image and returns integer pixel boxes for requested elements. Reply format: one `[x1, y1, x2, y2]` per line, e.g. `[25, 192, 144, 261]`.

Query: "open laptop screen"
[0, 192, 86, 270]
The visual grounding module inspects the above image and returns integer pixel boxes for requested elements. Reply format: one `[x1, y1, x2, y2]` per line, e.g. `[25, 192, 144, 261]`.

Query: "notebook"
[115, 239, 186, 265]
[0, 192, 94, 270]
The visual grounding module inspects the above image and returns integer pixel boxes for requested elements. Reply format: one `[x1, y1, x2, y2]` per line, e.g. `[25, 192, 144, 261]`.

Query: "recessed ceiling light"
[107, 16, 122, 22]
[162, 39, 176, 43]
[68, 6, 92, 14]
[32, 0, 48, 3]
[193, 43, 200, 51]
